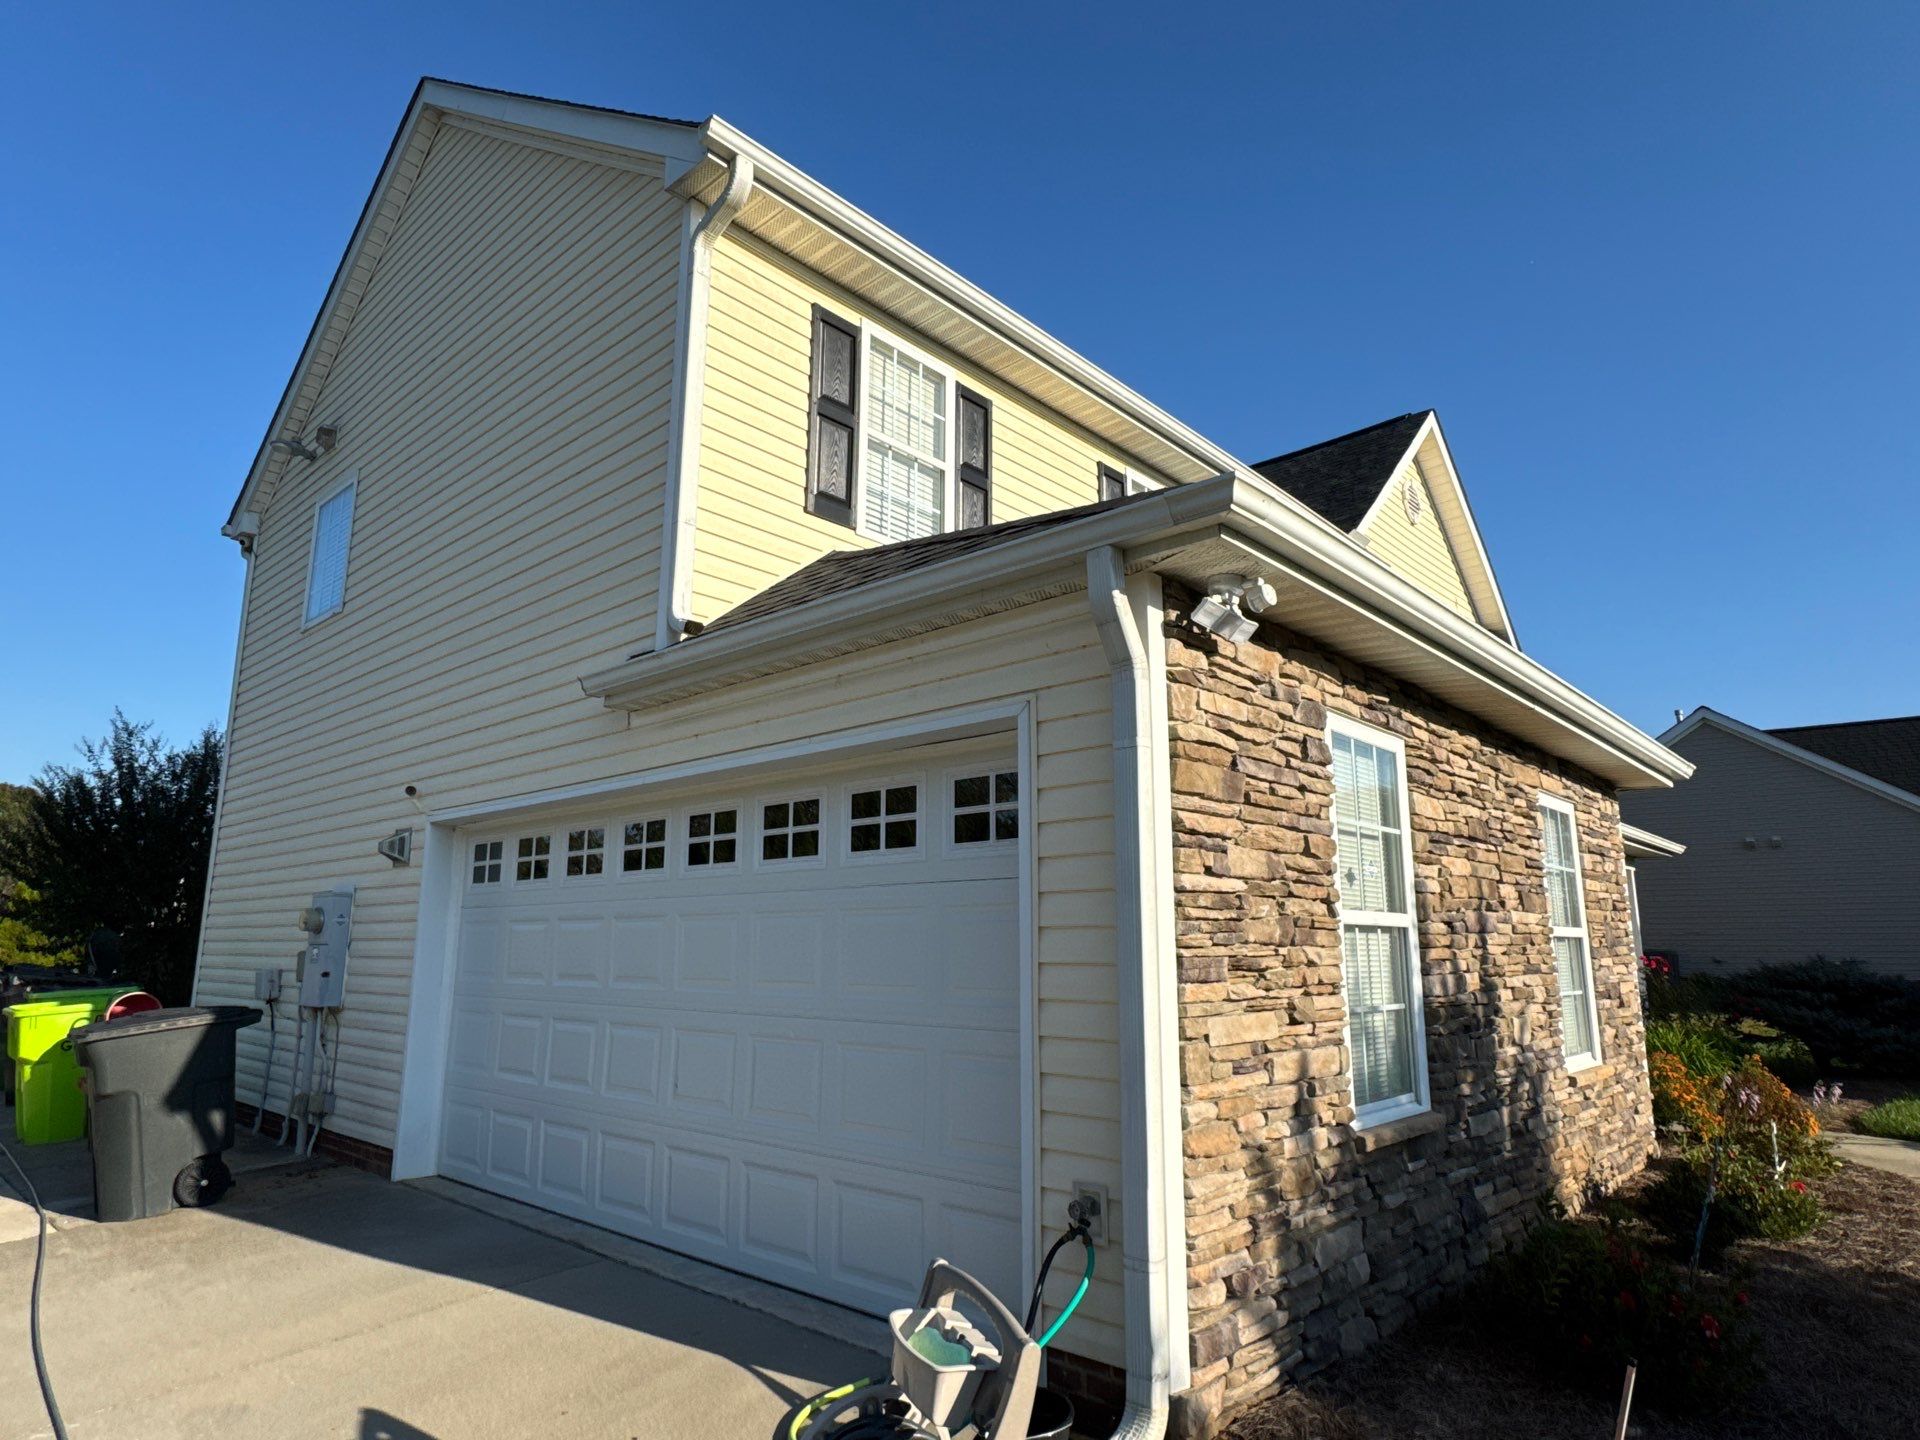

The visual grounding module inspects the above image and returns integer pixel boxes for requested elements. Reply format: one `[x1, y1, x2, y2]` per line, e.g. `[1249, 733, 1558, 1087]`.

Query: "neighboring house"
[1622, 707, 1920, 980]
[193, 80, 1690, 1437]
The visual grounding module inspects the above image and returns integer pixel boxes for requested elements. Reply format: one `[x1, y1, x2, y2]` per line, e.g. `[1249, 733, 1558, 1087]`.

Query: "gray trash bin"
[71, 1005, 261, 1221]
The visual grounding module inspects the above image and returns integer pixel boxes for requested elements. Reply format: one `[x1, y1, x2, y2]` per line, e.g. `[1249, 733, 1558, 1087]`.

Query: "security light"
[1189, 574, 1275, 644]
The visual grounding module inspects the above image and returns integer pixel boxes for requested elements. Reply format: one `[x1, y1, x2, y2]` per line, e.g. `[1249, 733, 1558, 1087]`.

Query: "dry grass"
[1225, 1161, 1920, 1440]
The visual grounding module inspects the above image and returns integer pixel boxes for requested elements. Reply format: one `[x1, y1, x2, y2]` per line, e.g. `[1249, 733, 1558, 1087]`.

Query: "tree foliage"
[0, 715, 222, 1002]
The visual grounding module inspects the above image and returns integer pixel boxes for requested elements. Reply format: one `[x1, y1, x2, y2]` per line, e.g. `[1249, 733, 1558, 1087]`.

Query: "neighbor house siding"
[690, 230, 1166, 623]
[1355, 459, 1475, 620]
[196, 119, 686, 1152]
[1620, 723, 1920, 979]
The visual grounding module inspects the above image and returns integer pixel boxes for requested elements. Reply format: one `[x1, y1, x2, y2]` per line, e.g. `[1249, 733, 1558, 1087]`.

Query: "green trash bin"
[6, 988, 148, 1144]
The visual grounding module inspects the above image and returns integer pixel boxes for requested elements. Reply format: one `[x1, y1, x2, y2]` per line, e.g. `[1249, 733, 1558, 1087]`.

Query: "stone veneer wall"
[1164, 585, 1655, 1436]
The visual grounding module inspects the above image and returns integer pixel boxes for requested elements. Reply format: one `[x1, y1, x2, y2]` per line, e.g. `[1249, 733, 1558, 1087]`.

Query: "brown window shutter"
[807, 306, 860, 527]
[1098, 463, 1127, 502]
[956, 385, 992, 529]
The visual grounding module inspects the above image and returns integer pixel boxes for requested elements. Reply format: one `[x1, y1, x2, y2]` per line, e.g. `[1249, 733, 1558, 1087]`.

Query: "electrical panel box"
[253, 969, 282, 1003]
[297, 888, 353, 1008]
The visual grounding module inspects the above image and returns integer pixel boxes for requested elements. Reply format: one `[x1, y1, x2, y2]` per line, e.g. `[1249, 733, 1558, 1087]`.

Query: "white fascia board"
[581, 473, 1692, 789]
[1620, 822, 1687, 859]
[1663, 707, 1920, 818]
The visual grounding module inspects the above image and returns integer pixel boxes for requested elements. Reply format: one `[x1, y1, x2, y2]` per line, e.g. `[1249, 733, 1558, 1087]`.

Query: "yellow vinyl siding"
[692, 231, 1164, 622]
[1357, 459, 1476, 619]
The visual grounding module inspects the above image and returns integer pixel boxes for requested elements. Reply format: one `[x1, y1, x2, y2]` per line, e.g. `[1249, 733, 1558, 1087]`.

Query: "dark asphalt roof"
[1769, 716, 1920, 799]
[699, 491, 1158, 634]
[1249, 412, 1432, 532]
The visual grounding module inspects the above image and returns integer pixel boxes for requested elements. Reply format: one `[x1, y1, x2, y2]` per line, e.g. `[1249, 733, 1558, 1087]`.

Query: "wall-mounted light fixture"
[1190, 574, 1278, 645]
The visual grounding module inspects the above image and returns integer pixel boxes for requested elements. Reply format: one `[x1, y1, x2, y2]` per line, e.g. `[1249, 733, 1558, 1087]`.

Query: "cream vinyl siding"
[204, 581, 1130, 1358]
[1356, 460, 1475, 620]
[197, 123, 684, 1148]
[1620, 723, 1920, 980]
[692, 230, 1164, 622]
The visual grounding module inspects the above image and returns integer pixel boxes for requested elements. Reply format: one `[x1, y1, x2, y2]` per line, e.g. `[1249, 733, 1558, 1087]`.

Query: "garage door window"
[622, 817, 667, 873]
[850, 783, 918, 854]
[565, 827, 605, 878]
[952, 771, 1019, 844]
[515, 835, 551, 882]
[470, 840, 503, 885]
[687, 808, 738, 867]
[762, 797, 822, 862]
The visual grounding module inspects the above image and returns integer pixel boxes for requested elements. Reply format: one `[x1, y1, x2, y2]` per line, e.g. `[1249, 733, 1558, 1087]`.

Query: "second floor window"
[863, 335, 948, 542]
[304, 474, 357, 625]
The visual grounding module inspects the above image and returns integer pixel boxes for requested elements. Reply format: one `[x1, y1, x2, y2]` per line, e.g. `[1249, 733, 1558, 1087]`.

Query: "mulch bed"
[1224, 1161, 1920, 1440]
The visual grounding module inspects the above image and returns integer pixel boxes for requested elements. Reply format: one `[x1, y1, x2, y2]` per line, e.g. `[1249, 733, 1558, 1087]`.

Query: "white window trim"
[854, 320, 955, 544]
[301, 471, 358, 629]
[754, 791, 828, 869]
[468, 838, 505, 886]
[618, 813, 672, 877]
[1327, 714, 1430, 1129]
[843, 773, 925, 863]
[562, 823, 608, 881]
[511, 831, 553, 884]
[682, 803, 743, 871]
[942, 764, 1021, 854]
[1538, 793, 1603, 1071]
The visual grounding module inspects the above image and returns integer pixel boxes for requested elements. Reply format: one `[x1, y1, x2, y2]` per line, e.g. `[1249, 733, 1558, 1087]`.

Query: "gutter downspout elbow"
[656, 153, 755, 649]
[1086, 545, 1173, 1440]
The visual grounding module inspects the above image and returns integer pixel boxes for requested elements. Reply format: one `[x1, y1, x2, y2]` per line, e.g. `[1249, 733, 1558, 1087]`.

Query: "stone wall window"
[1540, 795, 1602, 1068]
[1329, 717, 1429, 1125]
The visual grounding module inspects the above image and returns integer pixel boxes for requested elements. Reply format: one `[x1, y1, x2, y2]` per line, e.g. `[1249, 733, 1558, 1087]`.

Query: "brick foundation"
[1163, 583, 1654, 1434]
[235, 1102, 395, 1176]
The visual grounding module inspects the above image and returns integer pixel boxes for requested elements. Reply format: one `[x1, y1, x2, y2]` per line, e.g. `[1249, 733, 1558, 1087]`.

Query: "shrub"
[1642, 1055, 1834, 1258]
[1478, 1215, 1757, 1410]
[1659, 960, 1920, 1077]
[1647, 1015, 1743, 1077]
[1855, 1096, 1920, 1142]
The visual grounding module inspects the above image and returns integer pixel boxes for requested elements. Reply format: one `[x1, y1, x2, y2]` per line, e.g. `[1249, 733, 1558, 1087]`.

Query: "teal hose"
[1035, 1240, 1094, 1348]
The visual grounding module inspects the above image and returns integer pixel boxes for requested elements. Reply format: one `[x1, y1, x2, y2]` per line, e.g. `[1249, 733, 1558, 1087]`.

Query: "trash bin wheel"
[172, 1156, 233, 1209]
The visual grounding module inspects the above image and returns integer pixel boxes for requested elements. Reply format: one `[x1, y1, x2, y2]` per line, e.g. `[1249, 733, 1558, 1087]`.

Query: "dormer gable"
[1252, 410, 1515, 644]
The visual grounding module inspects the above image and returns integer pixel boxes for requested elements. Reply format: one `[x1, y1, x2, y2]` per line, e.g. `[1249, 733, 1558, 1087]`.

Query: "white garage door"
[438, 746, 1026, 1315]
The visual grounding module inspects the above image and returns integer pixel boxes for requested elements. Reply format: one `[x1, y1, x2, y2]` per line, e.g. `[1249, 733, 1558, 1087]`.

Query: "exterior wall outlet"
[1071, 1181, 1110, 1245]
[253, 969, 282, 1003]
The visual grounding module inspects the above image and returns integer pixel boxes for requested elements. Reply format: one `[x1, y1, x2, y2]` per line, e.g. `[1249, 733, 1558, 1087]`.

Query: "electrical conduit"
[1084, 546, 1173, 1440]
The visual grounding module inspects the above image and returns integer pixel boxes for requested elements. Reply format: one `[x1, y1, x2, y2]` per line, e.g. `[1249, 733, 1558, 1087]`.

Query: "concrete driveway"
[0, 1127, 882, 1440]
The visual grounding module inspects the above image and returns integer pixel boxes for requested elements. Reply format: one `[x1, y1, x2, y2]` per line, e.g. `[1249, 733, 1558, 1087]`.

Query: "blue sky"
[2, 2, 1914, 782]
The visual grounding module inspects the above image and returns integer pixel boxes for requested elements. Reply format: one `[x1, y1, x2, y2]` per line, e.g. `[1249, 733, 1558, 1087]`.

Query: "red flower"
[1669, 1294, 1686, 1316]
[1616, 1288, 1637, 1312]
[1701, 1314, 1721, 1341]
[1789, 1180, 1808, 1194]
[1734, 1291, 1750, 1307]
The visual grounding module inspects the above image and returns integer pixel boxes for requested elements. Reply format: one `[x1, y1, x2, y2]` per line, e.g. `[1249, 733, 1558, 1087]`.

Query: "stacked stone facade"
[1164, 584, 1655, 1435]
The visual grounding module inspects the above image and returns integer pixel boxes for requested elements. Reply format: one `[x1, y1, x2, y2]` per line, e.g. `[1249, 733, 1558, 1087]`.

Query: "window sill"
[1352, 1108, 1445, 1154]
[1567, 1059, 1614, 1083]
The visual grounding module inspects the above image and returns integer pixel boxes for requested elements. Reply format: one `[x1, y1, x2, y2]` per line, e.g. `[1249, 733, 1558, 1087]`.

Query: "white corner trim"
[1662, 707, 1920, 819]
[655, 154, 755, 650]
[1085, 545, 1172, 1438]
[187, 546, 257, 1006]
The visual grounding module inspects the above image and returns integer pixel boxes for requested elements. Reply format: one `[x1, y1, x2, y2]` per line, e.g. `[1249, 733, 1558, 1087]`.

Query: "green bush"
[1644, 1013, 1817, 1088]
[1746, 1031, 1817, 1088]
[1477, 1215, 1757, 1410]
[1653, 960, 1920, 1077]
[1642, 1150, 1824, 1260]
[1855, 1096, 1920, 1142]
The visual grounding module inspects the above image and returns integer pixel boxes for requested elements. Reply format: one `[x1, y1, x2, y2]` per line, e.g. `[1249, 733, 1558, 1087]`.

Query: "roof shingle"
[1768, 716, 1920, 799]
[1250, 412, 1432, 532]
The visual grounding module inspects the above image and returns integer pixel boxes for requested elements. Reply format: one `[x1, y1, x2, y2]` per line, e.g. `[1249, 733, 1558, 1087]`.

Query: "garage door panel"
[441, 755, 1022, 1316]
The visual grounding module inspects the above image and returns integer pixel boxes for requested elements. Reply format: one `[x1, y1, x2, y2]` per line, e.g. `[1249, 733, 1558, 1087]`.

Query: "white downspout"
[1086, 545, 1173, 1440]
[654, 154, 755, 650]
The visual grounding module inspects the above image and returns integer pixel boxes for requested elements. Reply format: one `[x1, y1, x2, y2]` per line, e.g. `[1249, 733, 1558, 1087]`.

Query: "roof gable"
[1253, 411, 1514, 643]
[225, 79, 703, 536]
[1663, 707, 1920, 817]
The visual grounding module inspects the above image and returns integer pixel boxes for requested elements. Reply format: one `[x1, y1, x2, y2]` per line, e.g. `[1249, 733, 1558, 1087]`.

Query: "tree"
[0, 715, 223, 1002]
[0, 783, 80, 968]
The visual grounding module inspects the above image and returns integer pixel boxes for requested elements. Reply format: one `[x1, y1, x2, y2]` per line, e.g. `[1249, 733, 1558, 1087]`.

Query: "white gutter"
[1620, 822, 1686, 860]
[1085, 545, 1172, 1440]
[655, 153, 755, 649]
